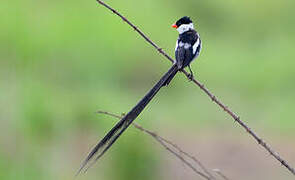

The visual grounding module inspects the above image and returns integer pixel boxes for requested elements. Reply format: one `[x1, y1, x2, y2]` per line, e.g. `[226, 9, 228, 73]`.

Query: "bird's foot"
[188, 73, 194, 81]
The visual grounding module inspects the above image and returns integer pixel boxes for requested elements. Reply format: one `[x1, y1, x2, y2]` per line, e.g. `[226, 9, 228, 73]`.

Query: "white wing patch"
[176, 41, 191, 50]
[184, 43, 191, 49]
[178, 41, 184, 47]
[175, 40, 178, 52]
[193, 38, 200, 54]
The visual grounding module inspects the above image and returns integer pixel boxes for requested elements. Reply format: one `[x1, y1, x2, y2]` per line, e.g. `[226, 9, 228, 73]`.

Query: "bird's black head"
[175, 16, 192, 27]
[172, 16, 194, 34]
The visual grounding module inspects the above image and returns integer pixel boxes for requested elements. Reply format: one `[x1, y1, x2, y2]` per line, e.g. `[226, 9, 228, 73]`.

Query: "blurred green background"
[1, 0, 295, 179]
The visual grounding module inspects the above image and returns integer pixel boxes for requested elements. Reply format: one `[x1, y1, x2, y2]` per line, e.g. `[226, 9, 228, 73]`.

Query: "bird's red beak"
[172, 24, 178, 28]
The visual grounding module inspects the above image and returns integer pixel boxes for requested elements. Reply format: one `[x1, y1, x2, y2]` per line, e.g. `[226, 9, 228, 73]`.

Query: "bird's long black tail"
[76, 64, 179, 175]
[163, 64, 179, 86]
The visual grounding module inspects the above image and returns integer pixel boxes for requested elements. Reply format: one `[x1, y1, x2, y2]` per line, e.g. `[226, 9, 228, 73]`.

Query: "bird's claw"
[188, 73, 194, 81]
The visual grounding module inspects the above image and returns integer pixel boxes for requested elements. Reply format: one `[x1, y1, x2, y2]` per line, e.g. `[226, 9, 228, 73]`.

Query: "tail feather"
[76, 118, 128, 175]
[76, 64, 179, 175]
[163, 65, 178, 86]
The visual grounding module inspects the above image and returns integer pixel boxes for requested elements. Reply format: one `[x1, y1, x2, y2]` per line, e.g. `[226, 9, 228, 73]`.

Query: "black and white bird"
[77, 16, 202, 175]
[164, 16, 202, 85]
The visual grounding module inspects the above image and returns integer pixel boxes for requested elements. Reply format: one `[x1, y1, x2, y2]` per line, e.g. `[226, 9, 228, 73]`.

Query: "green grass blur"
[1, 0, 295, 179]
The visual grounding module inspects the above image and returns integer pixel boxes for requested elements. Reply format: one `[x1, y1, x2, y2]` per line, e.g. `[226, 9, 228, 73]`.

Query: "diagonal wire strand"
[96, 111, 217, 180]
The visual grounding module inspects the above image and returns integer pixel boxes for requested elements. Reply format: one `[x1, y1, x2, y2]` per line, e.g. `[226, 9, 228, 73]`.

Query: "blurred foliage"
[0, 0, 295, 179]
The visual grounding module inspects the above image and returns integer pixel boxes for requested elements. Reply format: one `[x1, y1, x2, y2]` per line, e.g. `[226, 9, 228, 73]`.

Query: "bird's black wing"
[175, 44, 184, 69]
[175, 44, 194, 69]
